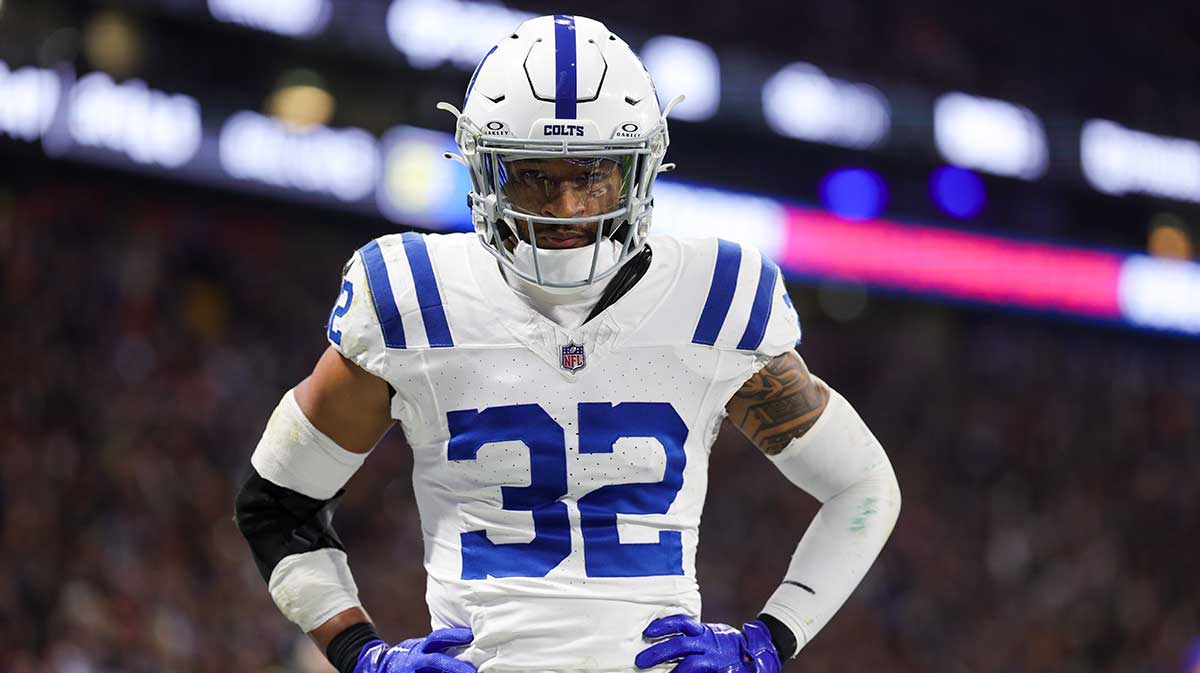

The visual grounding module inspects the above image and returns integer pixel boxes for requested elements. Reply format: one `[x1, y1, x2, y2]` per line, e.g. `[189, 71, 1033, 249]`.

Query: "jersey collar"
[467, 236, 679, 342]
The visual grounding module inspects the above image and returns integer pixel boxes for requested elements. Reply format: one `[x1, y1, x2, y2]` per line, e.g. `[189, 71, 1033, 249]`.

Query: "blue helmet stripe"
[359, 240, 406, 349]
[553, 14, 577, 119]
[692, 239, 743, 346]
[401, 232, 455, 348]
[464, 44, 498, 107]
[736, 254, 780, 351]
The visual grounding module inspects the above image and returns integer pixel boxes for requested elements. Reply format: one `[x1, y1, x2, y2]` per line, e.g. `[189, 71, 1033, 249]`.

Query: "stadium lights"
[1147, 213, 1194, 260]
[376, 126, 472, 230]
[819, 168, 888, 221]
[267, 84, 335, 128]
[218, 110, 380, 202]
[1081, 119, 1200, 203]
[82, 11, 142, 78]
[652, 182, 786, 260]
[762, 62, 891, 149]
[0, 61, 60, 142]
[386, 0, 533, 70]
[66, 72, 201, 169]
[934, 92, 1048, 180]
[1118, 256, 1200, 334]
[639, 36, 721, 122]
[930, 165, 986, 219]
[267, 69, 336, 129]
[207, 0, 332, 38]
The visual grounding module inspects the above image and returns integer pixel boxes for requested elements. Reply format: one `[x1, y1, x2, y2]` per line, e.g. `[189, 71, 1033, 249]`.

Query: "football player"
[235, 14, 900, 673]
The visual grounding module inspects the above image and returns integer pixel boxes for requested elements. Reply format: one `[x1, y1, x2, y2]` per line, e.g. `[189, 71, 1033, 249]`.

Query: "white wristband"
[268, 548, 363, 633]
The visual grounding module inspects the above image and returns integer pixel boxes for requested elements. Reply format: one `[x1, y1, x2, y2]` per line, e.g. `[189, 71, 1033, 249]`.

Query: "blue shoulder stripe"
[553, 15, 577, 119]
[359, 240, 406, 349]
[736, 254, 780, 351]
[401, 232, 454, 348]
[692, 239, 742, 346]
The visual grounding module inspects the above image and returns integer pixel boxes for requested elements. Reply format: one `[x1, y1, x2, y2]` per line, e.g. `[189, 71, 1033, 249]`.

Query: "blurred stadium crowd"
[2, 170, 1197, 673]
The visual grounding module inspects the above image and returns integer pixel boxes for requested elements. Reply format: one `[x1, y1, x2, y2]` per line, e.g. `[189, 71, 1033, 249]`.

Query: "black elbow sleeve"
[233, 469, 347, 582]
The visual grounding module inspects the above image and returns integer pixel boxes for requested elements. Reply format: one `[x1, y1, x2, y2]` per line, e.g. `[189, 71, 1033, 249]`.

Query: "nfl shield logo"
[560, 342, 586, 372]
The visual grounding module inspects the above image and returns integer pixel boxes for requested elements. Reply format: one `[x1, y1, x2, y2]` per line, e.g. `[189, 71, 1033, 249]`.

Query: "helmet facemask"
[454, 115, 668, 289]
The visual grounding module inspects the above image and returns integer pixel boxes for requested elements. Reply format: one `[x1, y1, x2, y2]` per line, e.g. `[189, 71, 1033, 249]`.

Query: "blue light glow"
[931, 165, 986, 218]
[818, 167, 887, 220]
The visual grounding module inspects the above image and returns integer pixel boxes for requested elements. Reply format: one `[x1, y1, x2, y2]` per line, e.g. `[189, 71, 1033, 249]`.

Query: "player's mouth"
[536, 230, 592, 249]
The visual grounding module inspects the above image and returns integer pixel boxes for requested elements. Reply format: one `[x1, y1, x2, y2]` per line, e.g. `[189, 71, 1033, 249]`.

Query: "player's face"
[503, 158, 623, 249]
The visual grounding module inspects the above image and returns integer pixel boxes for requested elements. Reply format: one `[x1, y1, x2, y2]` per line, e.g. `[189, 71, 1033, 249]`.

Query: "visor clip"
[481, 194, 500, 221]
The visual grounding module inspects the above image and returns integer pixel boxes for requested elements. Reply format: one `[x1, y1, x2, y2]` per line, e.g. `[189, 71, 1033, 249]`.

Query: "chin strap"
[583, 244, 653, 324]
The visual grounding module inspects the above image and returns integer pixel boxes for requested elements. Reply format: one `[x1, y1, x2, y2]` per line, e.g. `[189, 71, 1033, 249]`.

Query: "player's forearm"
[759, 381, 901, 655]
[234, 389, 379, 666]
[762, 459, 899, 649]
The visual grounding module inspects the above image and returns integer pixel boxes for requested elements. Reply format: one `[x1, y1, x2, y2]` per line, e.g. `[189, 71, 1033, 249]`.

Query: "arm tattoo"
[726, 351, 830, 456]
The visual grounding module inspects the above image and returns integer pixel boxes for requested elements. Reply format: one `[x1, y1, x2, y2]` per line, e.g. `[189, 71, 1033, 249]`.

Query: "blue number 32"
[447, 402, 688, 579]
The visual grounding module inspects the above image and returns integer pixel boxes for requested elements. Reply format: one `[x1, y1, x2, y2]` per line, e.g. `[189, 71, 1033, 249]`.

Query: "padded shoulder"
[325, 232, 461, 378]
[325, 246, 387, 379]
[675, 236, 802, 358]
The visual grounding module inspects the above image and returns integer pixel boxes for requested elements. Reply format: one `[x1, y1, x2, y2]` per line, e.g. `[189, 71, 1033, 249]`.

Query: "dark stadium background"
[2, 1, 1198, 672]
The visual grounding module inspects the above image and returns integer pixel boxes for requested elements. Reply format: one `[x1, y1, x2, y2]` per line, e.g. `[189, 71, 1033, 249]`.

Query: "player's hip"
[437, 594, 700, 673]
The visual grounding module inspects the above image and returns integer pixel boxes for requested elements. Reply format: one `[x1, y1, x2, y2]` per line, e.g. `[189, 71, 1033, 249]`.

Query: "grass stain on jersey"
[850, 497, 880, 533]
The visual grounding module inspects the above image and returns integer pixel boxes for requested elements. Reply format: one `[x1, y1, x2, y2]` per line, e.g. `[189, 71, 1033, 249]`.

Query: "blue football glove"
[635, 615, 782, 673]
[354, 627, 476, 673]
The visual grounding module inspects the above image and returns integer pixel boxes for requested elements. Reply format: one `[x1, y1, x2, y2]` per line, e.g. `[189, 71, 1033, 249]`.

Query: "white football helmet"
[440, 14, 681, 289]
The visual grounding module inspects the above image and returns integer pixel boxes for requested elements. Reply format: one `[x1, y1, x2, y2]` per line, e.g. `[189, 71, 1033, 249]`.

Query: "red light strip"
[782, 208, 1124, 318]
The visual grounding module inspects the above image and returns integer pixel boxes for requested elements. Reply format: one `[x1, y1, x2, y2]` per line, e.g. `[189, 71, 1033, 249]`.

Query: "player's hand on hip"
[355, 627, 477, 673]
[635, 615, 782, 673]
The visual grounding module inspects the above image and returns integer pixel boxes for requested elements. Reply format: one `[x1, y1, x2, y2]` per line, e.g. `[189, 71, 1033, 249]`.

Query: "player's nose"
[540, 187, 587, 218]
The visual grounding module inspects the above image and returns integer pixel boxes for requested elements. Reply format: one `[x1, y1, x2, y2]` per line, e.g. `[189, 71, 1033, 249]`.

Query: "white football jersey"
[326, 232, 802, 673]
